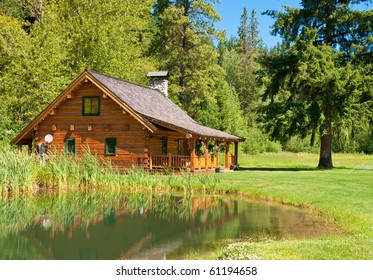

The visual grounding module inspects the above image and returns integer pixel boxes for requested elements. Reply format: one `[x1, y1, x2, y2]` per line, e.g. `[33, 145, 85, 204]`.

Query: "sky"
[214, 0, 372, 48]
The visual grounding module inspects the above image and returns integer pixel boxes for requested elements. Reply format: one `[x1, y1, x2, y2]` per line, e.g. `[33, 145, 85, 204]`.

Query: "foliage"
[260, 27, 370, 167]
[265, 0, 372, 55]
[218, 9, 263, 128]
[284, 136, 319, 154]
[0, 0, 156, 139]
[1, 0, 372, 157]
[240, 128, 281, 155]
[151, 0, 229, 128]
[260, 0, 372, 163]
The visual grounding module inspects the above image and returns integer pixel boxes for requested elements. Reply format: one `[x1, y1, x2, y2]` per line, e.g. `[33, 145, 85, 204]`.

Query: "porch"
[149, 154, 237, 171]
[148, 141, 239, 172]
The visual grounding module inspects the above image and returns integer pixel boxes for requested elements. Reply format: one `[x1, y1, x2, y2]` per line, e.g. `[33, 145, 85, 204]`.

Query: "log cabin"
[12, 69, 244, 172]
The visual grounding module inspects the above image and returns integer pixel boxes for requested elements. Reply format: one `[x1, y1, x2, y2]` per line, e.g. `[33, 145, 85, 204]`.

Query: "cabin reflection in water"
[19, 196, 336, 260]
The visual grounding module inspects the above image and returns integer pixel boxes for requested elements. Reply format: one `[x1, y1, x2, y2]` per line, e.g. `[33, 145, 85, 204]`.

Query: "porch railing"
[150, 154, 191, 169]
[150, 154, 221, 170]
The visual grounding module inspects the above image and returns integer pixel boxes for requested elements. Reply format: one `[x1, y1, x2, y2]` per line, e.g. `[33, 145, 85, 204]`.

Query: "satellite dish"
[44, 134, 54, 144]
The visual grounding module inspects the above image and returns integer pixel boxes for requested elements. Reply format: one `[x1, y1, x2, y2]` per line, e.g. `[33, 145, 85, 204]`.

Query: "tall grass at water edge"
[0, 149, 39, 192]
[0, 149, 221, 193]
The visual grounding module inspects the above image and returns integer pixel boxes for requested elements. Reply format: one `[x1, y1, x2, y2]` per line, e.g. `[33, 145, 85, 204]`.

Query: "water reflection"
[0, 190, 338, 260]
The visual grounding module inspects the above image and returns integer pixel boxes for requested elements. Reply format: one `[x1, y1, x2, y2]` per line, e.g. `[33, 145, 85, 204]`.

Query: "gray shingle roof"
[88, 70, 244, 141]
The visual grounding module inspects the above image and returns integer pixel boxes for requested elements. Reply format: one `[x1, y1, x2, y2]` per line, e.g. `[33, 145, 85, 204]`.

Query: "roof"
[12, 70, 244, 144]
[87, 70, 244, 141]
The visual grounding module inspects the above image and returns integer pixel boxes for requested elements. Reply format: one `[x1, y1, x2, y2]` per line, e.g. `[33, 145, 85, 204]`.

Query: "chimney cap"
[147, 71, 169, 78]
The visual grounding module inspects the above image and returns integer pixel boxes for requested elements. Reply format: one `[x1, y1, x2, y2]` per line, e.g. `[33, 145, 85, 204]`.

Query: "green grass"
[213, 152, 373, 260]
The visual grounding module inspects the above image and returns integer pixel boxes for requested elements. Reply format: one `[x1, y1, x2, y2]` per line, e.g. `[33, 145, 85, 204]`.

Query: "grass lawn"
[212, 152, 373, 260]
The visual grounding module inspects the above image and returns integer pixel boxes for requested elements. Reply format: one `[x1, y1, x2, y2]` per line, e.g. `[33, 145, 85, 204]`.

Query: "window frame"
[65, 138, 76, 155]
[105, 138, 117, 156]
[178, 138, 187, 155]
[161, 136, 168, 155]
[82, 96, 100, 116]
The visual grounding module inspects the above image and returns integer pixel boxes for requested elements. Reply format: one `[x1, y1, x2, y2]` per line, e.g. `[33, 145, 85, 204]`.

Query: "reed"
[0, 148, 39, 193]
[0, 147, 222, 193]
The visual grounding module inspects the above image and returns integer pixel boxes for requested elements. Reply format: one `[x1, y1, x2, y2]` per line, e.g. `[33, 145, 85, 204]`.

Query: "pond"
[0, 190, 338, 260]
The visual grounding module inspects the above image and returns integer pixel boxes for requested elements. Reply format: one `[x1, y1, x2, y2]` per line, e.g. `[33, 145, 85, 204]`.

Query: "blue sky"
[214, 0, 372, 48]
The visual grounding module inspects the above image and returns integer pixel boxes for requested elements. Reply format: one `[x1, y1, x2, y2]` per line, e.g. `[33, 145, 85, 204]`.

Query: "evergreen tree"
[151, 0, 223, 125]
[265, 0, 372, 57]
[238, 9, 262, 127]
[260, 30, 369, 168]
[262, 0, 372, 167]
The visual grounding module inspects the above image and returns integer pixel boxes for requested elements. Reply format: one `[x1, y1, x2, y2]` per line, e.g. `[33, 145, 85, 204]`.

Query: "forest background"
[0, 0, 372, 168]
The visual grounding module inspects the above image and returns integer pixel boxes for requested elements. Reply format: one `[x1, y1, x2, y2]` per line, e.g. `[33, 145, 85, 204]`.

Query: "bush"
[356, 132, 373, 154]
[241, 128, 281, 154]
[265, 141, 282, 153]
[284, 136, 319, 154]
[241, 128, 265, 154]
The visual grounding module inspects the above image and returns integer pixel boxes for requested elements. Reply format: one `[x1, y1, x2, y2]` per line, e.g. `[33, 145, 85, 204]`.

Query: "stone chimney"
[147, 71, 169, 97]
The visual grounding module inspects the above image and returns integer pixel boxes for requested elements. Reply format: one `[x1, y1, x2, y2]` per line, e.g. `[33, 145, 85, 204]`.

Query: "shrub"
[265, 141, 282, 153]
[284, 136, 319, 154]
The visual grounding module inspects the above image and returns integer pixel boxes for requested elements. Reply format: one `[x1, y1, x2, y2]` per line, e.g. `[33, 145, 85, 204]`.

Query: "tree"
[0, 0, 156, 139]
[236, 8, 262, 127]
[266, 0, 372, 55]
[262, 0, 372, 167]
[260, 30, 367, 168]
[151, 0, 224, 124]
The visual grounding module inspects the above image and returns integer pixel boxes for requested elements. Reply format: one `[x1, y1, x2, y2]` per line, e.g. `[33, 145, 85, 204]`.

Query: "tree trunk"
[318, 106, 333, 169]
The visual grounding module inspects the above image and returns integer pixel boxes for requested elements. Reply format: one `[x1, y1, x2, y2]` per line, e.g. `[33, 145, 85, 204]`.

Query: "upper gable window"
[82, 96, 100, 116]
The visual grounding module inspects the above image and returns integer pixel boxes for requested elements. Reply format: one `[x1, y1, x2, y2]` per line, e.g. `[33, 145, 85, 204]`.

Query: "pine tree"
[260, 30, 369, 168]
[236, 8, 262, 127]
[262, 0, 372, 167]
[151, 0, 224, 125]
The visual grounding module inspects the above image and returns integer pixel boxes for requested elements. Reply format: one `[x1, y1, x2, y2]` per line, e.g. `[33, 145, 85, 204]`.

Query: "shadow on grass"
[237, 167, 319, 172]
[237, 167, 373, 172]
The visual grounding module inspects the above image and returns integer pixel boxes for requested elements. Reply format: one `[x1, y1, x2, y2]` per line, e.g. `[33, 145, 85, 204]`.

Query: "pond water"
[0, 190, 338, 260]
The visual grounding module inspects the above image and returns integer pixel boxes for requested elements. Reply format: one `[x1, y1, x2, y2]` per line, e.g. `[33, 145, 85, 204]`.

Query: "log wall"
[34, 81, 149, 168]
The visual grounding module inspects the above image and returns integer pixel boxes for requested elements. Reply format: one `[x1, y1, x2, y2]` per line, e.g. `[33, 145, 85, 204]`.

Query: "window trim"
[82, 96, 100, 116]
[65, 138, 76, 155]
[105, 138, 117, 156]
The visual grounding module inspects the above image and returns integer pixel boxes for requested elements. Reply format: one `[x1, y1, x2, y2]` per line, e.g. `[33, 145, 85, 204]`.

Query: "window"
[65, 138, 76, 155]
[105, 138, 117, 156]
[161, 137, 168, 155]
[178, 139, 187, 155]
[82, 96, 100, 116]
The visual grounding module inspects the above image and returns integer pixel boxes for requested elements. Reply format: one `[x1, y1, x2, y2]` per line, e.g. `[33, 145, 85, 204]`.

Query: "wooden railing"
[150, 154, 222, 170]
[150, 154, 191, 169]
[194, 156, 218, 170]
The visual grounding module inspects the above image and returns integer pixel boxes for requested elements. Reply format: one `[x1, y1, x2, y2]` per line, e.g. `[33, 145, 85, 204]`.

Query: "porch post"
[204, 139, 209, 170]
[234, 142, 238, 165]
[225, 141, 230, 169]
[17, 145, 22, 153]
[149, 153, 153, 170]
[215, 141, 220, 168]
[190, 139, 195, 170]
